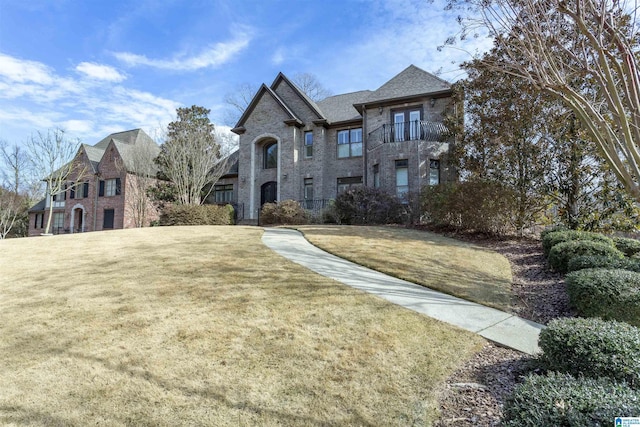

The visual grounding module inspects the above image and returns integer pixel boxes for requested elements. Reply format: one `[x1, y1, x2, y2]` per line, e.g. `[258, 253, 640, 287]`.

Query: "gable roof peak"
[361, 64, 451, 105]
[270, 72, 326, 120]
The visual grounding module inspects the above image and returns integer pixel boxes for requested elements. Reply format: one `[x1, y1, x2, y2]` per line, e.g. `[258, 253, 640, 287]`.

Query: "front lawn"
[0, 226, 482, 426]
[294, 225, 513, 311]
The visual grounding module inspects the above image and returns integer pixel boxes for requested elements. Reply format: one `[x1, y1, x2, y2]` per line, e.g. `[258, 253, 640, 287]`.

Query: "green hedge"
[159, 204, 233, 226]
[542, 230, 614, 257]
[539, 225, 568, 241]
[538, 317, 640, 387]
[614, 236, 640, 257]
[502, 372, 640, 426]
[260, 200, 308, 225]
[566, 268, 640, 326]
[567, 255, 640, 273]
[548, 240, 623, 273]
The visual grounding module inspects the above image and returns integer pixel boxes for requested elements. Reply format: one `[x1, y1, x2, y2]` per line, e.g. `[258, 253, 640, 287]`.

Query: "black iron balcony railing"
[368, 120, 448, 144]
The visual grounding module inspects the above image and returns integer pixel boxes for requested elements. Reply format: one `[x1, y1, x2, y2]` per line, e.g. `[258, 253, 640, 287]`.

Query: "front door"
[74, 208, 83, 232]
[261, 181, 277, 205]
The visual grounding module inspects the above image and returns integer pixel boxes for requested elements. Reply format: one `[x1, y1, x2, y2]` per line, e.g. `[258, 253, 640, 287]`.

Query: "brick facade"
[231, 65, 456, 219]
[28, 129, 160, 236]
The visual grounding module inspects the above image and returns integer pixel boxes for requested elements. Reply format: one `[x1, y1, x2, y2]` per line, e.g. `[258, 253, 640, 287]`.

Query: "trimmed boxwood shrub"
[502, 372, 640, 426]
[539, 224, 568, 241]
[159, 204, 232, 226]
[567, 255, 640, 273]
[548, 240, 623, 273]
[542, 230, 614, 257]
[538, 317, 640, 387]
[614, 236, 640, 257]
[566, 268, 640, 326]
[260, 200, 308, 225]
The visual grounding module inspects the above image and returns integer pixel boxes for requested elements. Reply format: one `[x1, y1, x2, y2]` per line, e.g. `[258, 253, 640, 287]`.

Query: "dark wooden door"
[261, 181, 277, 205]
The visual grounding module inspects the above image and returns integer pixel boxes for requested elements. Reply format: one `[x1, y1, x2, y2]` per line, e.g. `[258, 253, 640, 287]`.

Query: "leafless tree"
[115, 141, 160, 227]
[26, 128, 87, 235]
[292, 72, 332, 102]
[223, 82, 258, 126]
[223, 72, 332, 126]
[448, 0, 640, 200]
[0, 141, 29, 238]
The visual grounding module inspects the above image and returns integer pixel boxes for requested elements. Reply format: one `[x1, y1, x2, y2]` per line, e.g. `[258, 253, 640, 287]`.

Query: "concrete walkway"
[262, 228, 544, 355]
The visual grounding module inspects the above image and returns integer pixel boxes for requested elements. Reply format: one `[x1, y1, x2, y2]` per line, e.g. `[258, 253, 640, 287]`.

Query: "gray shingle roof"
[28, 198, 46, 212]
[361, 65, 451, 105]
[82, 144, 103, 172]
[93, 129, 159, 175]
[316, 90, 371, 123]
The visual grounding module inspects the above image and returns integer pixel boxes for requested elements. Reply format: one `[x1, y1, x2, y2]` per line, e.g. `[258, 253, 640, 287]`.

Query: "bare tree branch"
[156, 106, 232, 205]
[449, 0, 640, 199]
[26, 128, 87, 235]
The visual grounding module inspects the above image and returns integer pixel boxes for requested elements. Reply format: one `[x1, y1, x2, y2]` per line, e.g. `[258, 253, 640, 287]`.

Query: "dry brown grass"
[0, 226, 482, 426]
[293, 225, 513, 311]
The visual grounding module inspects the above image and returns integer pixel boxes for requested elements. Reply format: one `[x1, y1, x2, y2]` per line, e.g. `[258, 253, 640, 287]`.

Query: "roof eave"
[355, 88, 453, 111]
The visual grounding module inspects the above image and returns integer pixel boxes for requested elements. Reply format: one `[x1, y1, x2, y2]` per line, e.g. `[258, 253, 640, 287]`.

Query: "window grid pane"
[429, 159, 440, 185]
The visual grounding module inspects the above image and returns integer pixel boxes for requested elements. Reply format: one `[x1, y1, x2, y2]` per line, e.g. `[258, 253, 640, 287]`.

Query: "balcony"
[368, 120, 448, 145]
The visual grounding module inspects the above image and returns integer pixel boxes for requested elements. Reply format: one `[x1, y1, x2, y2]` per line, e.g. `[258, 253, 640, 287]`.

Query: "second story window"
[304, 131, 313, 158]
[264, 142, 277, 169]
[337, 128, 362, 158]
[99, 178, 121, 197]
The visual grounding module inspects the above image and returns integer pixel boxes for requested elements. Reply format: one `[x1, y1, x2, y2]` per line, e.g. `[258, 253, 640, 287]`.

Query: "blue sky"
[0, 0, 492, 146]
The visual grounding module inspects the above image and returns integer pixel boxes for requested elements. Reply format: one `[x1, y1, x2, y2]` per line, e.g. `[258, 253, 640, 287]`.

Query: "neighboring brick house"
[28, 129, 160, 236]
[229, 64, 455, 220]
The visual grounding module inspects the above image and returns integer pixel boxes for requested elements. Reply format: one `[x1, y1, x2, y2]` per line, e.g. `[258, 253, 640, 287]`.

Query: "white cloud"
[113, 30, 252, 71]
[0, 52, 54, 85]
[61, 119, 95, 134]
[271, 47, 285, 66]
[0, 52, 180, 143]
[76, 62, 126, 82]
[316, 0, 494, 92]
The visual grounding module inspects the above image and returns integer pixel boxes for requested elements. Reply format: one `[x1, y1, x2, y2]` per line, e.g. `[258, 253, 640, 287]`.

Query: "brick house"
[28, 129, 160, 236]
[227, 64, 455, 220]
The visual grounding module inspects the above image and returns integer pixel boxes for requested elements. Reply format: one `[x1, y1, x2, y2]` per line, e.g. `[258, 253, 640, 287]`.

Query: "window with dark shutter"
[99, 180, 105, 197]
[115, 178, 121, 195]
[83, 182, 89, 199]
[69, 182, 75, 199]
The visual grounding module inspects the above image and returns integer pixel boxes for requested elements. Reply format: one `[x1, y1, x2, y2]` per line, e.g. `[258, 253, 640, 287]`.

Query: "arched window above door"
[264, 142, 277, 169]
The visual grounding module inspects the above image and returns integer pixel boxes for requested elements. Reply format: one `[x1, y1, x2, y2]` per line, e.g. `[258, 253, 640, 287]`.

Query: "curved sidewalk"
[262, 228, 544, 355]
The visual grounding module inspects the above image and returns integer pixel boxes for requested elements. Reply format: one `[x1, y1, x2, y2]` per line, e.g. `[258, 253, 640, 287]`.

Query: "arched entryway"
[70, 204, 85, 233]
[261, 181, 277, 205]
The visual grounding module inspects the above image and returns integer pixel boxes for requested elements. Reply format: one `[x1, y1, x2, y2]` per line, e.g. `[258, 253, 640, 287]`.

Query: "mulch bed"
[425, 230, 575, 426]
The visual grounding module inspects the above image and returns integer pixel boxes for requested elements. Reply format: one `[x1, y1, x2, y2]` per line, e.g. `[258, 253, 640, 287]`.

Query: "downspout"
[362, 107, 368, 186]
[93, 174, 99, 231]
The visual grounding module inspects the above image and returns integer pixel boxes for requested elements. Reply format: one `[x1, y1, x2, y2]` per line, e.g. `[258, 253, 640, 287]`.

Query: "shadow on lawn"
[0, 405, 75, 427]
[45, 346, 378, 427]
